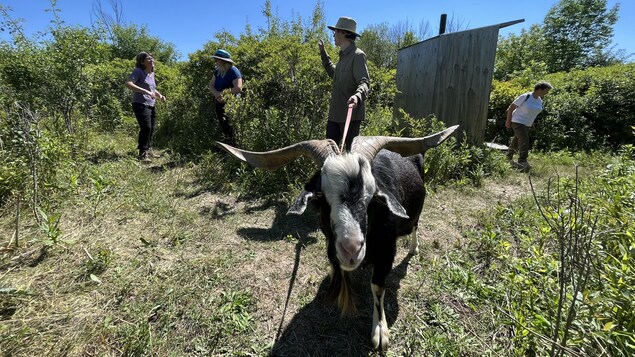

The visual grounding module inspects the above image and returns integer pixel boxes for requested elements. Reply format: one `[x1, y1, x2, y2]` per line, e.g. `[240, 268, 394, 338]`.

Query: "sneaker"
[148, 148, 161, 158]
[138, 152, 152, 164]
[518, 161, 532, 172]
[509, 160, 530, 171]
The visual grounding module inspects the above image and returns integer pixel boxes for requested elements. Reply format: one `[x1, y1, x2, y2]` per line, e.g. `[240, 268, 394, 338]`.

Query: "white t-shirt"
[511, 92, 544, 127]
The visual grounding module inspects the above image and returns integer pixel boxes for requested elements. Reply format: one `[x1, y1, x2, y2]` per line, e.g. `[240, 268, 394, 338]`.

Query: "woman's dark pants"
[132, 102, 155, 157]
[215, 102, 235, 144]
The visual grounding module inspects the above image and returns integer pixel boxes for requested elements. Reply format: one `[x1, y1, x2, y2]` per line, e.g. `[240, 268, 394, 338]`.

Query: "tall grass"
[421, 146, 635, 356]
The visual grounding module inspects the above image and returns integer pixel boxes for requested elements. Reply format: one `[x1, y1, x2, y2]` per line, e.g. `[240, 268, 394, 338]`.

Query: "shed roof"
[398, 19, 525, 51]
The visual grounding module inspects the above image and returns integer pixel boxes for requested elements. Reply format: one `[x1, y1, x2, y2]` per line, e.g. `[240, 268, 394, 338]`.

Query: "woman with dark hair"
[505, 81, 553, 171]
[318, 16, 370, 151]
[125, 51, 166, 163]
[208, 49, 242, 145]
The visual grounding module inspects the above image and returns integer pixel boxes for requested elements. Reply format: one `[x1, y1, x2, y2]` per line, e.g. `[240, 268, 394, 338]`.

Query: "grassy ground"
[0, 133, 610, 356]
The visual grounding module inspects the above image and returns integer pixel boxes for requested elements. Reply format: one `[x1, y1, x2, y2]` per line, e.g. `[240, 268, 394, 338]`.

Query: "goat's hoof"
[371, 324, 389, 351]
[408, 247, 419, 256]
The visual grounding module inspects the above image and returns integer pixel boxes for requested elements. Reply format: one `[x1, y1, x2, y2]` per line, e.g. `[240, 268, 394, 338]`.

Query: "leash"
[340, 103, 354, 152]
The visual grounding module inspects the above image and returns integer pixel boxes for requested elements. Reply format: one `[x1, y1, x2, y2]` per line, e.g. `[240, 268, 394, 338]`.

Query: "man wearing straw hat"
[319, 16, 370, 150]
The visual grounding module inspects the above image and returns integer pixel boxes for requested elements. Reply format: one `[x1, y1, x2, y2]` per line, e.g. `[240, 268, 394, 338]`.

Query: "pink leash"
[340, 103, 355, 152]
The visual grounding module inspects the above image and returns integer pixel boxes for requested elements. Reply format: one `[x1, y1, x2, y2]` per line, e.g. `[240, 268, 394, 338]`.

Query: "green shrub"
[401, 113, 508, 187]
[488, 63, 635, 151]
[153, 46, 226, 156]
[452, 146, 635, 355]
[0, 105, 77, 207]
[84, 59, 133, 131]
[160, 23, 332, 194]
[485, 79, 527, 145]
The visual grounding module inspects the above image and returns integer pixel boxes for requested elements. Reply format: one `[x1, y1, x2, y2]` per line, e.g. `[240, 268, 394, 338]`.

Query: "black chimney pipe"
[439, 13, 447, 35]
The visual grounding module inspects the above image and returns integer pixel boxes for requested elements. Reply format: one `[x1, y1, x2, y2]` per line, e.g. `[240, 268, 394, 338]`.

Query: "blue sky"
[1, 0, 633, 61]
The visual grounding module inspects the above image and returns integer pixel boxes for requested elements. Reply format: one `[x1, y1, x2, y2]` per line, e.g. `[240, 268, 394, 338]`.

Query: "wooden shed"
[393, 19, 523, 145]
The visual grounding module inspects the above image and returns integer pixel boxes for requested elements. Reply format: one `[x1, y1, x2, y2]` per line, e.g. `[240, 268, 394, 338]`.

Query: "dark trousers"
[507, 122, 530, 163]
[132, 102, 155, 156]
[326, 120, 362, 152]
[215, 102, 235, 144]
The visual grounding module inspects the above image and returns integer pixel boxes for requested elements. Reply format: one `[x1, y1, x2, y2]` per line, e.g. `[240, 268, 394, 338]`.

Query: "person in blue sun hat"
[209, 49, 242, 145]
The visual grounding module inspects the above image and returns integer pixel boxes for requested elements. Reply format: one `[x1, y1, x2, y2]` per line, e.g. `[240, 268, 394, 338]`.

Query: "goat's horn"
[351, 125, 460, 161]
[215, 139, 340, 170]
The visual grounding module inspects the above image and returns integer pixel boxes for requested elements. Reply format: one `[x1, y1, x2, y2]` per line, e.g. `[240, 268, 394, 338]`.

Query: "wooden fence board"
[394, 22, 518, 145]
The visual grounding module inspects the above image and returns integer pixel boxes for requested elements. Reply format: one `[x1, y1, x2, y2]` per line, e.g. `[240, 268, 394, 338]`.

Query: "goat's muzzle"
[337, 238, 365, 271]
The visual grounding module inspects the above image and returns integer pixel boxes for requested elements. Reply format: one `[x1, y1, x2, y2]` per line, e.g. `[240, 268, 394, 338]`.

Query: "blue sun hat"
[211, 49, 234, 64]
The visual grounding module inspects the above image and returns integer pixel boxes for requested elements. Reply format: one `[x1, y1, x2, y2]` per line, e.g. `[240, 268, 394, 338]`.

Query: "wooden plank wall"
[394, 25, 500, 145]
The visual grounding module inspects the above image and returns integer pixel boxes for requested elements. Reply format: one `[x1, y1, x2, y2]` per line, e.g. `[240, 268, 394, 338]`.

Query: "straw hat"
[327, 16, 360, 38]
[211, 49, 234, 64]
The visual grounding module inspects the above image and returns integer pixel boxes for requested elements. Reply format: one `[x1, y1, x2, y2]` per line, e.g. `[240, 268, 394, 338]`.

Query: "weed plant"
[425, 146, 635, 356]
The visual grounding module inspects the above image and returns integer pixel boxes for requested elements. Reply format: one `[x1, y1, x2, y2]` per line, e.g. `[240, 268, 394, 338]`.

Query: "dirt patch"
[0, 160, 540, 355]
[183, 176, 537, 355]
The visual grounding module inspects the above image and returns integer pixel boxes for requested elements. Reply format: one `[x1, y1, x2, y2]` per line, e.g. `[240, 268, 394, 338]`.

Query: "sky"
[1, 0, 633, 61]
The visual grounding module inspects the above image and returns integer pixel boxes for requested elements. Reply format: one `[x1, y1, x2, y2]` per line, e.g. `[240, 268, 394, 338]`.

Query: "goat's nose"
[340, 239, 363, 258]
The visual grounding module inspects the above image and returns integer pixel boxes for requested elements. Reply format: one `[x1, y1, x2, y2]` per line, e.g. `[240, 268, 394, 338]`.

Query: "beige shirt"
[320, 43, 370, 123]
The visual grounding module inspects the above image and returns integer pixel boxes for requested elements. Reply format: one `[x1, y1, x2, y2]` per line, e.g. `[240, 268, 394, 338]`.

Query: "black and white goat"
[216, 125, 458, 350]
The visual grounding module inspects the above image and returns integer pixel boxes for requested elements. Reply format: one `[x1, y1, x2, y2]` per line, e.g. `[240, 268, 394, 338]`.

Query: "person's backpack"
[519, 93, 530, 106]
[506, 94, 528, 114]
[506, 93, 531, 115]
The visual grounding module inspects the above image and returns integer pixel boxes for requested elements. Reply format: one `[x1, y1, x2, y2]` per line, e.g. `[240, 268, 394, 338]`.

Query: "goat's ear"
[374, 189, 409, 219]
[287, 171, 321, 215]
[287, 190, 315, 215]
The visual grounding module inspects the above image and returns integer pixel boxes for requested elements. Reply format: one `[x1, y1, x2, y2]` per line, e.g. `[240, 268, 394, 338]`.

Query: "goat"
[216, 125, 459, 350]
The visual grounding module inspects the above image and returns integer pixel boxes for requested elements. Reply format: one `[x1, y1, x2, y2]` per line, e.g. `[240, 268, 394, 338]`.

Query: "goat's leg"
[367, 228, 396, 350]
[370, 255, 393, 351]
[370, 282, 388, 350]
[408, 226, 419, 255]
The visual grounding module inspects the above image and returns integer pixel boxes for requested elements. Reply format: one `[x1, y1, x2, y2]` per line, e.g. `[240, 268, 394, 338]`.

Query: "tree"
[304, 0, 328, 44]
[1, 3, 108, 132]
[495, 0, 622, 78]
[91, 0, 179, 62]
[390, 19, 429, 49]
[43, 26, 107, 132]
[109, 24, 179, 63]
[358, 23, 394, 69]
[494, 25, 548, 81]
[359, 19, 434, 70]
[443, 13, 470, 34]
[91, 0, 124, 40]
[542, 0, 619, 72]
